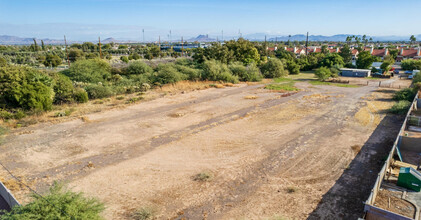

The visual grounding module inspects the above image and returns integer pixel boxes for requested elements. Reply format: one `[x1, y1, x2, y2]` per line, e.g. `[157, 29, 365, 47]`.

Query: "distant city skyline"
[0, 0, 420, 41]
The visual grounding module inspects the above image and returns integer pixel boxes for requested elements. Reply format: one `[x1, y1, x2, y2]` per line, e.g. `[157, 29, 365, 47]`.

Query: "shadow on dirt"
[307, 114, 405, 219]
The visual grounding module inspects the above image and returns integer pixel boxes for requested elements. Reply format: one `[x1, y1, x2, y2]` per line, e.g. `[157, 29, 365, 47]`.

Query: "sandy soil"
[0, 78, 411, 219]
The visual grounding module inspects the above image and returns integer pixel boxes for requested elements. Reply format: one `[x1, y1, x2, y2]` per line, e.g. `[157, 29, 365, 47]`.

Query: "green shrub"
[62, 59, 111, 83]
[315, 66, 332, 81]
[52, 73, 75, 104]
[120, 56, 129, 63]
[153, 63, 186, 84]
[201, 60, 239, 83]
[0, 56, 8, 67]
[1, 182, 104, 220]
[175, 58, 194, 66]
[0, 66, 54, 111]
[85, 84, 114, 99]
[73, 88, 89, 103]
[390, 100, 411, 115]
[175, 64, 201, 80]
[229, 62, 262, 82]
[132, 207, 156, 220]
[401, 59, 421, 70]
[0, 109, 14, 120]
[126, 61, 153, 75]
[393, 88, 416, 102]
[286, 60, 300, 75]
[260, 58, 287, 78]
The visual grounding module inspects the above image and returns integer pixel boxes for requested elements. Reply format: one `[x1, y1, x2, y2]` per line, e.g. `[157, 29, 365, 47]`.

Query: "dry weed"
[244, 95, 258, 99]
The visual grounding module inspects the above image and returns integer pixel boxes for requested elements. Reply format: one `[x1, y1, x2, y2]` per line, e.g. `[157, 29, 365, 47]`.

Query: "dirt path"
[0, 80, 410, 219]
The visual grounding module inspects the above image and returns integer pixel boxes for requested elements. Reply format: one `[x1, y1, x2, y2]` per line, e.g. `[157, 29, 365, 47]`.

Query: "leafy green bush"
[260, 58, 287, 78]
[73, 88, 89, 103]
[175, 58, 194, 66]
[201, 60, 239, 83]
[393, 88, 416, 102]
[62, 59, 111, 83]
[390, 100, 411, 115]
[0, 66, 54, 111]
[319, 53, 344, 68]
[314, 66, 333, 81]
[286, 60, 300, 75]
[0, 56, 8, 67]
[229, 62, 262, 82]
[52, 74, 75, 104]
[175, 64, 201, 80]
[0, 109, 14, 120]
[85, 84, 114, 99]
[126, 61, 153, 75]
[401, 59, 421, 70]
[153, 63, 187, 84]
[120, 56, 129, 63]
[1, 183, 104, 220]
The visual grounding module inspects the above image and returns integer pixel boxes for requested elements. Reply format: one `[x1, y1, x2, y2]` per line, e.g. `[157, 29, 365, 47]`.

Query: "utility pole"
[265, 35, 267, 52]
[238, 29, 242, 39]
[305, 32, 309, 56]
[158, 35, 161, 51]
[181, 36, 184, 57]
[142, 29, 145, 43]
[98, 36, 102, 59]
[222, 30, 224, 42]
[64, 35, 70, 67]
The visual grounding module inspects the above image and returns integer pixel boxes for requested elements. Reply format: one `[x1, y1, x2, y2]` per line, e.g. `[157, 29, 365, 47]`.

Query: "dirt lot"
[0, 76, 412, 219]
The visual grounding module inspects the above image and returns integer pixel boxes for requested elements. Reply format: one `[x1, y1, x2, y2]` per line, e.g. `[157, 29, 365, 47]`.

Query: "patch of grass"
[265, 82, 299, 91]
[309, 81, 359, 88]
[389, 100, 411, 115]
[244, 95, 258, 99]
[116, 96, 125, 100]
[286, 186, 298, 193]
[193, 172, 212, 182]
[93, 100, 104, 104]
[273, 77, 294, 83]
[126, 96, 144, 104]
[132, 207, 157, 220]
[351, 145, 362, 155]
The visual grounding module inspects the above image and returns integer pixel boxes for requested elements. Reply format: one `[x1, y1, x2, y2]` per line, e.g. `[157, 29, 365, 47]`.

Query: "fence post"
[379, 81, 381, 87]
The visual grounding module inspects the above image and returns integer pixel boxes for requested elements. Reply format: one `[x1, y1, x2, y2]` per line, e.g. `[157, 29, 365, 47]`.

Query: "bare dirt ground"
[0, 77, 411, 219]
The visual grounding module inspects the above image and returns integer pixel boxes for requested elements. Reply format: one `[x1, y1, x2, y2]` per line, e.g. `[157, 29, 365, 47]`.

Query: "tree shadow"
[307, 114, 405, 219]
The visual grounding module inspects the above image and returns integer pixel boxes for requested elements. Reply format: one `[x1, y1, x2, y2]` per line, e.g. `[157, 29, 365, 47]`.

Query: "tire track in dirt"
[29, 91, 309, 185]
[174, 90, 370, 219]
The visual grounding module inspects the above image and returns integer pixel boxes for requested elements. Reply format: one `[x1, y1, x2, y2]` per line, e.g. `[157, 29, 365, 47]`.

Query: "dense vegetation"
[0, 38, 393, 119]
[1, 183, 104, 220]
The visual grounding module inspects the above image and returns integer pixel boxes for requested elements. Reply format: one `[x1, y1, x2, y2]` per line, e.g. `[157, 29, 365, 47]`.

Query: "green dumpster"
[397, 167, 421, 192]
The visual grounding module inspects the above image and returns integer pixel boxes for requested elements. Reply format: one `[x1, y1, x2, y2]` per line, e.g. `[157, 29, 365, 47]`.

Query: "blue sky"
[0, 0, 420, 41]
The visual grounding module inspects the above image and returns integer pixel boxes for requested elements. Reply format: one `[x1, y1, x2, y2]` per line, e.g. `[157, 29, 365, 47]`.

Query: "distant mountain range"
[1, 34, 420, 45]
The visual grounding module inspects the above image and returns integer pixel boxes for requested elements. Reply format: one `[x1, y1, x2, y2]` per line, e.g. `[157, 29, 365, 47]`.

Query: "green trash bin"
[397, 167, 421, 192]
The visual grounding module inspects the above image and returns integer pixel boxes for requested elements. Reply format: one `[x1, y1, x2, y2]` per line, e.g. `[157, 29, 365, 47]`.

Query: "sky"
[0, 0, 420, 41]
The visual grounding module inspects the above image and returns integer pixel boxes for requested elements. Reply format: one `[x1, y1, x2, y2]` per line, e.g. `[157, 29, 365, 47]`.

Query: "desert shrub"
[193, 172, 212, 182]
[286, 60, 300, 75]
[73, 88, 89, 103]
[393, 88, 416, 102]
[175, 64, 201, 80]
[390, 100, 411, 114]
[1, 182, 104, 220]
[260, 58, 287, 78]
[0, 66, 54, 111]
[201, 60, 238, 83]
[229, 62, 262, 82]
[62, 59, 111, 83]
[314, 66, 332, 81]
[0, 56, 8, 67]
[153, 63, 187, 84]
[0, 109, 14, 120]
[52, 73, 75, 104]
[175, 58, 194, 66]
[120, 56, 129, 63]
[84, 84, 114, 99]
[132, 207, 156, 220]
[126, 61, 153, 75]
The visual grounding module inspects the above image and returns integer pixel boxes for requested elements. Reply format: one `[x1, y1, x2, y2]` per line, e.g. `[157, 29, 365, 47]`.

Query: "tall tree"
[338, 44, 352, 64]
[356, 51, 377, 69]
[41, 40, 45, 51]
[410, 35, 417, 46]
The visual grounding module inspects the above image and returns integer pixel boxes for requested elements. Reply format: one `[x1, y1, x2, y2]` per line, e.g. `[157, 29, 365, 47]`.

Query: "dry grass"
[168, 112, 185, 118]
[354, 89, 396, 127]
[244, 95, 258, 100]
[80, 116, 92, 123]
[351, 145, 362, 155]
[160, 80, 213, 93]
[286, 186, 298, 193]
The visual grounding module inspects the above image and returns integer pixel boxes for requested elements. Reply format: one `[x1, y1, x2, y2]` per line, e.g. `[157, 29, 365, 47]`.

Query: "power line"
[0, 161, 74, 219]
